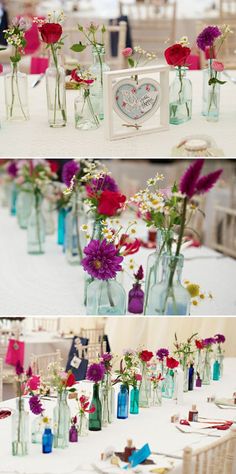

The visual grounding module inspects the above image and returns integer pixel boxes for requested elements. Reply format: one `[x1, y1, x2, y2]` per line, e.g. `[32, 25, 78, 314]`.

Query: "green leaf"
[68, 387, 77, 392]
[71, 43, 87, 53]
[216, 79, 226, 85]
[128, 57, 135, 68]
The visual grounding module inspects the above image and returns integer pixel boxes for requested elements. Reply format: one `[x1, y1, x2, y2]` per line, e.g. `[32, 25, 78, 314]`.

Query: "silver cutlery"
[32, 73, 45, 88]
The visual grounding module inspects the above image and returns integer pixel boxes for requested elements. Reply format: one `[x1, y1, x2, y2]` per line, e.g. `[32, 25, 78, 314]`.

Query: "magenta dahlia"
[82, 239, 123, 280]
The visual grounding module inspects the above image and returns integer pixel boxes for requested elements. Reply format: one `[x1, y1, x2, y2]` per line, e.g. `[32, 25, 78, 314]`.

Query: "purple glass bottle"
[128, 283, 144, 314]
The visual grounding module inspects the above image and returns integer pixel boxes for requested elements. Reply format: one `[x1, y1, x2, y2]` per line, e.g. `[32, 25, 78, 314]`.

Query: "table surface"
[0, 207, 235, 316]
[0, 358, 236, 474]
[0, 70, 235, 158]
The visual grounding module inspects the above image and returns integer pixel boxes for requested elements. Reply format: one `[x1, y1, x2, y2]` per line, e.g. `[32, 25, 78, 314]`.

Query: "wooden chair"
[75, 341, 106, 363]
[182, 425, 236, 474]
[211, 205, 236, 258]
[63, 21, 127, 70]
[80, 327, 105, 345]
[0, 358, 3, 402]
[197, 20, 236, 69]
[31, 349, 61, 378]
[220, 0, 236, 19]
[31, 318, 61, 333]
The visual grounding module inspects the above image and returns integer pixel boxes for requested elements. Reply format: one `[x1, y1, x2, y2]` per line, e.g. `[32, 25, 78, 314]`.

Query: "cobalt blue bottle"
[188, 364, 194, 391]
[42, 427, 53, 454]
[117, 384, 129, 419]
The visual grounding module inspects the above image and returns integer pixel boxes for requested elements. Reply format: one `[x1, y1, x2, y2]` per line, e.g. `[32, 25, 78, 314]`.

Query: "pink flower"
[27, 375, 40, 391]
[135, 373, 142, 381]
[212, 60, 224, 72]
[0, 64, 3, 74]
[122, 47, 133, 57]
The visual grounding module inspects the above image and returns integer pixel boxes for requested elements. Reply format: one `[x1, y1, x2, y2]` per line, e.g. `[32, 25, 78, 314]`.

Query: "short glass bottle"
[45, 54, 67, 128]
[53, 391, 70, 449]
[130, 387, 139, 414]
[12, 398, 29, 456]
[169, 67, 192, 125]
[75, 86, 100, 130]
[146, 253, 190, 315]
[27, 194, 45, 255]
[89, 383, 102, 431]
[86, 278, 126, 315]
[42, 427, 53, 454]
[212, 357, 220, 381]
[78, 412, 89, 436]
[117, 384, 129, 419]
[69, 424, 78, 442]
[31, 413, 45, 444]
[128, 283, 144, 314]
[5, 63, 29, 121]
[57, 208, 68, 245]
[202, 59, 220, 122]
[89, 45, 110, 120]
[151, 385, 162, 407]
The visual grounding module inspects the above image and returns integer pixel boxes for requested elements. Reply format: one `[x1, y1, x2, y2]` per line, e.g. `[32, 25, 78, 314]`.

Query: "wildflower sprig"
[4, 17, 30, 66]
[123, 45, 157, 68]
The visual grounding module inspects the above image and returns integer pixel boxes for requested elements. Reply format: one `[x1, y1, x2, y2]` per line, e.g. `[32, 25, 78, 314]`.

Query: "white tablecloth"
[0, 208, 235, 315]
[0, 358, 236, 474]
[0, 70, 235, 157]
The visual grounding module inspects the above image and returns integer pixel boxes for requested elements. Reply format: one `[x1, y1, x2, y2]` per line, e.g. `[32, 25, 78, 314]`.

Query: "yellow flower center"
[94, 259, 102, 269]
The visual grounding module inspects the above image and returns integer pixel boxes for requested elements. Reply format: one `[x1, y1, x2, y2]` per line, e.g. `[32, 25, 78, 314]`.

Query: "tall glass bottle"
[212, 357, 220, 381]
[144, 231, 164, 315]
[45, 53, 66, 128]
[202, 59, 220, 122]
[53, 391, 70, 449]
[139, 365, 150, 408]
[188, 363, 194, 391]
[57, 208, 67, 245]
[10, 182, 18, 216]
[117, 384, 129, 419]
[195, 349, 203, 382]
[5, 64, 29, 121]
[130, 387, 139, 414]
[146, 253, 191, 315]
[169, 67, 192, 125]
[86, 279, 126, 315]
[12, 398, 29, 456]
[202, 349, 212, 385]
[101, 372, 112, 427]
[27, 194, 45, 254]
[89, 45, 110, 120]
[162, 369, 174, 399]
[89, 383, 102, 431]
[65, 193, 87, 265]
[16, 186, 33, 229]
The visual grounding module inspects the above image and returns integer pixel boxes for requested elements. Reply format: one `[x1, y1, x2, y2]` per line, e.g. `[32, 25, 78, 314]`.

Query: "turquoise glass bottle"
[213, 358, 220, 381]
[57, 208, 67, 245]
[162, 369, 174, 398]
[89, 383, 102, 431]
[117, 384, 129, 419]
[130, 387, 139, 414]
[10, 182, 18, 216]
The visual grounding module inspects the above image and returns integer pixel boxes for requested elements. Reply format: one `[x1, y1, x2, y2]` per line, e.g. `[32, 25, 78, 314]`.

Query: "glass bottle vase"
[151, 385, 162, 407]
[89, 45, 110, 120]
[202, 60, 220, 122]
[169, 67, 192, 125]
[139, 365, 150, 408]
[101, 373, 113, 427]
[78, 412, 88, 436]
[31, 413, 44, 444]
[202, 349, 212, 385]
[86, 279, 126, 315]
[16, 187, 33, 229]
[65, 194, 87, 265]
[57, 208, 67, 245]
[12, 398, 29, 456]
[117, 384, 129, 419]
[89, 383, 102, 431]
[53, 391, 70, 449]
[130, 387, 139, 414]
[27, 194, 45, 254]
[75, 87, 100, 130]
[144, 230, 164, 315]
[128, 283, 144, 314]
[162, 369, 174, 399]
[45, 55, 67, 128]
[10, 182, 18, 216]
[5, 64, 29, 121]
[195, 349, 203, 382]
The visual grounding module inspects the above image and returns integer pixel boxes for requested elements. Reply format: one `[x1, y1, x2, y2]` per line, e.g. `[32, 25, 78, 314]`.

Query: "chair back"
[75, 341, 106, 363]
[220, 0, 236, 19]
[211, 205, 236, 258]
[31, 318, 60, 333]
[80, 327, 105, 345]
[31, 349, 61, 378]
[183, 426, 236, 474]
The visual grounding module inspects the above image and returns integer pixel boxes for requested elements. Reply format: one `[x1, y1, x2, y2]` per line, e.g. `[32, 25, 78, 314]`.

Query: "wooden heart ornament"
[113, 78, 161, 125]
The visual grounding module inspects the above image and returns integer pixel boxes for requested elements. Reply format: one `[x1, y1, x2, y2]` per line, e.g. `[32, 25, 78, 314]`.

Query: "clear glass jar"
[75, 87, 100, 130]
[27, 194, 45, 255]
[65, 193, 87, 265]
[162, 369, 174, 399]
[86, 279, 126, 315]
[139, 364, 150, 408]
[12, 398, 29, 456]
[202, 349, 212, 385]
[169, 67, 192, 125]
[45, 54, 67, 128]
[146, 253, 191, 315]
[31, 413, 44, 444]
[89, 45, 110, 120]
[53, 391, 70, 448]
[144, 231, 164, 315]
[43, 198, 55, 235]
[151, 385, 162, 407]
[202, 59, 220, 122]
[16, 186, 33, 229]
[78, 412, 88, 436]
[5, 64, 29, 121]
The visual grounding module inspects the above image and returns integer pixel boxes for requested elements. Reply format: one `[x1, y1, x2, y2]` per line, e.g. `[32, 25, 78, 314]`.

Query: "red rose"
[66, 372, 76, 387]
[139, 350, 153, 363]
[71, 69, 94, 85]
[164, 44, 191, 67]
[195, 340, 204, 350]
[166, 357, 179, 369]
[39, 23, 62, 44]
[98, 190, 126, 217]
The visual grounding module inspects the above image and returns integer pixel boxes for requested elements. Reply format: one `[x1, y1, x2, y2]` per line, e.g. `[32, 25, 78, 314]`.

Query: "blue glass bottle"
[10, 182, 18, 216]
[213, 359, 220, 381]
[57, 208, 67, 245]
[117, 384, 129, 419]
[42, 427, 53, 454]
[188, 364, 194, 391]
[130, 387, 139, 414]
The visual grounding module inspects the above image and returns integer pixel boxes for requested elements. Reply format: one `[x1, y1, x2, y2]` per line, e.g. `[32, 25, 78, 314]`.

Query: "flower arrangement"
[70, 68, 100, 129]
[150, 373, 164, 389]
[156, 348, 169, 374]
[214, 333, 225, 354]
[15, 362, 44, 415]
[47, 361, 76, 395]
[16, 159, 57, 196]
[114, 351, 141, 389]
[122, 45, 156, 81]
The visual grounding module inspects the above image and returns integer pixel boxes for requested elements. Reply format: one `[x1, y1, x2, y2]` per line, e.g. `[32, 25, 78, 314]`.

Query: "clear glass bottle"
[89, 45, 110, 120]
[146, 253, 191, 315]
[202, 349, 212, 385]
[5, 64, 29, 121]
[53, 391, 70, 449]
[45, 54, 67, 128]
[169, 67, 192, 125]
[78, 412, 89, 436]
[144, 231, 165, 315]
[151, 385, 162, 407]
[162, 369, 174, 399]
[101, 372, 112, 427]
[31, 413, 44, 444]
[10, 182, 18, 216]
[130, 387, 139, 414]
[117, 384, 129, 419]
[16, 186, 33, 229]
[75, 87, 100, 130]
[12, 398, 29, 456]
[86, 279, 126, 315]
[139, 365, 150, 408]
[27, 194, 45, 255]
[89, 383, 102, 431]
[180, 355, 189, 393]
[65, 193, 87, 265]
[202, 59, 220, 122]
[43, 199, 55, 235]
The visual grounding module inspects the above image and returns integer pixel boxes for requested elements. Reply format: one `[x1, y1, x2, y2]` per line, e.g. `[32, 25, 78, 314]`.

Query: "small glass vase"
[31, 413, 45, 444]
[202, 349, 212, 385]
[45, 54, 67, 128]
[42, 427, 53, 454]
[101, 373, 113, 427]
[130, 387, 139, 414]
[180, 356, 189, 393]
[128, 283, 144, 314]
[195, 349, 203, 383]
[146, 253, 191, 315]
[216, 345, 224, 377]
[27, 194, 45, 255]
[75, 87, 100, 130]
[53, 391, 70, 449]
[86, 278, 126, 315]
[144, 231, 164, 315]
[10, 182, 18, 216]
[43, 199, 55, 235]
[16, 187, 33, 229]
[78, 412, 89, 436]
[212, 358, 220, 381]
[5, 64, 29, 121]
[169, 67, 192, 125]
[202, 60, 220, 122]
[57, 208, 67, 245]
[65, 193, 87, 265]
[162, 369, 174, 398]
[69, 424, 78, 442]
[89, 383, 102, 431]
[117, 384, 129, 419]
[12, 398, 29, 456]
[139, 364, 150, 408]
[151, 385, 162, 407]
[89, 45, 110, 120]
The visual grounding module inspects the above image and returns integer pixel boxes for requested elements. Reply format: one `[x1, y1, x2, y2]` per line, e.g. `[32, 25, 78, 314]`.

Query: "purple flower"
[214, 334, 225, 344]
[86, 363, 105, 383]
[7, 161, 18, 178]
[179, 160, 222, 199]
[62, 160, 80, 187]
[82, 239, 123, 280]
[134, 265, 144, 281]
[15, 361, 24, 376]
[195, 169, 223, 195]
[91, 174, 119, 193]
[101, 352, 113, 362]
[156, 348, 169, 361]
[196, 26, 221, 51]
[29, 395, 44, 415]
[203, 337, 216, 347]
[26, 366, 32, 377]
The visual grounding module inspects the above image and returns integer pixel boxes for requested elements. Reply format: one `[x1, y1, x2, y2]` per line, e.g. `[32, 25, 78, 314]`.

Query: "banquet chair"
[197, 20, 236, 69]
[80, 328, 105, 346]
[0, 358, 3, 402]
[182, 425, 236, 474]
[75, 342, 106, 363]
[63, 21, 127, 70]
[211, 205, 236, 258]
[31, 318, 61, 333]
[31, 349, 62, 378]
[220, 0, 236, 19]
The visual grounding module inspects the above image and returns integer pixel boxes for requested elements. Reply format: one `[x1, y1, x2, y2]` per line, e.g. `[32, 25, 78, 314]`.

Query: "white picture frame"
[103, 65, 169, 141]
